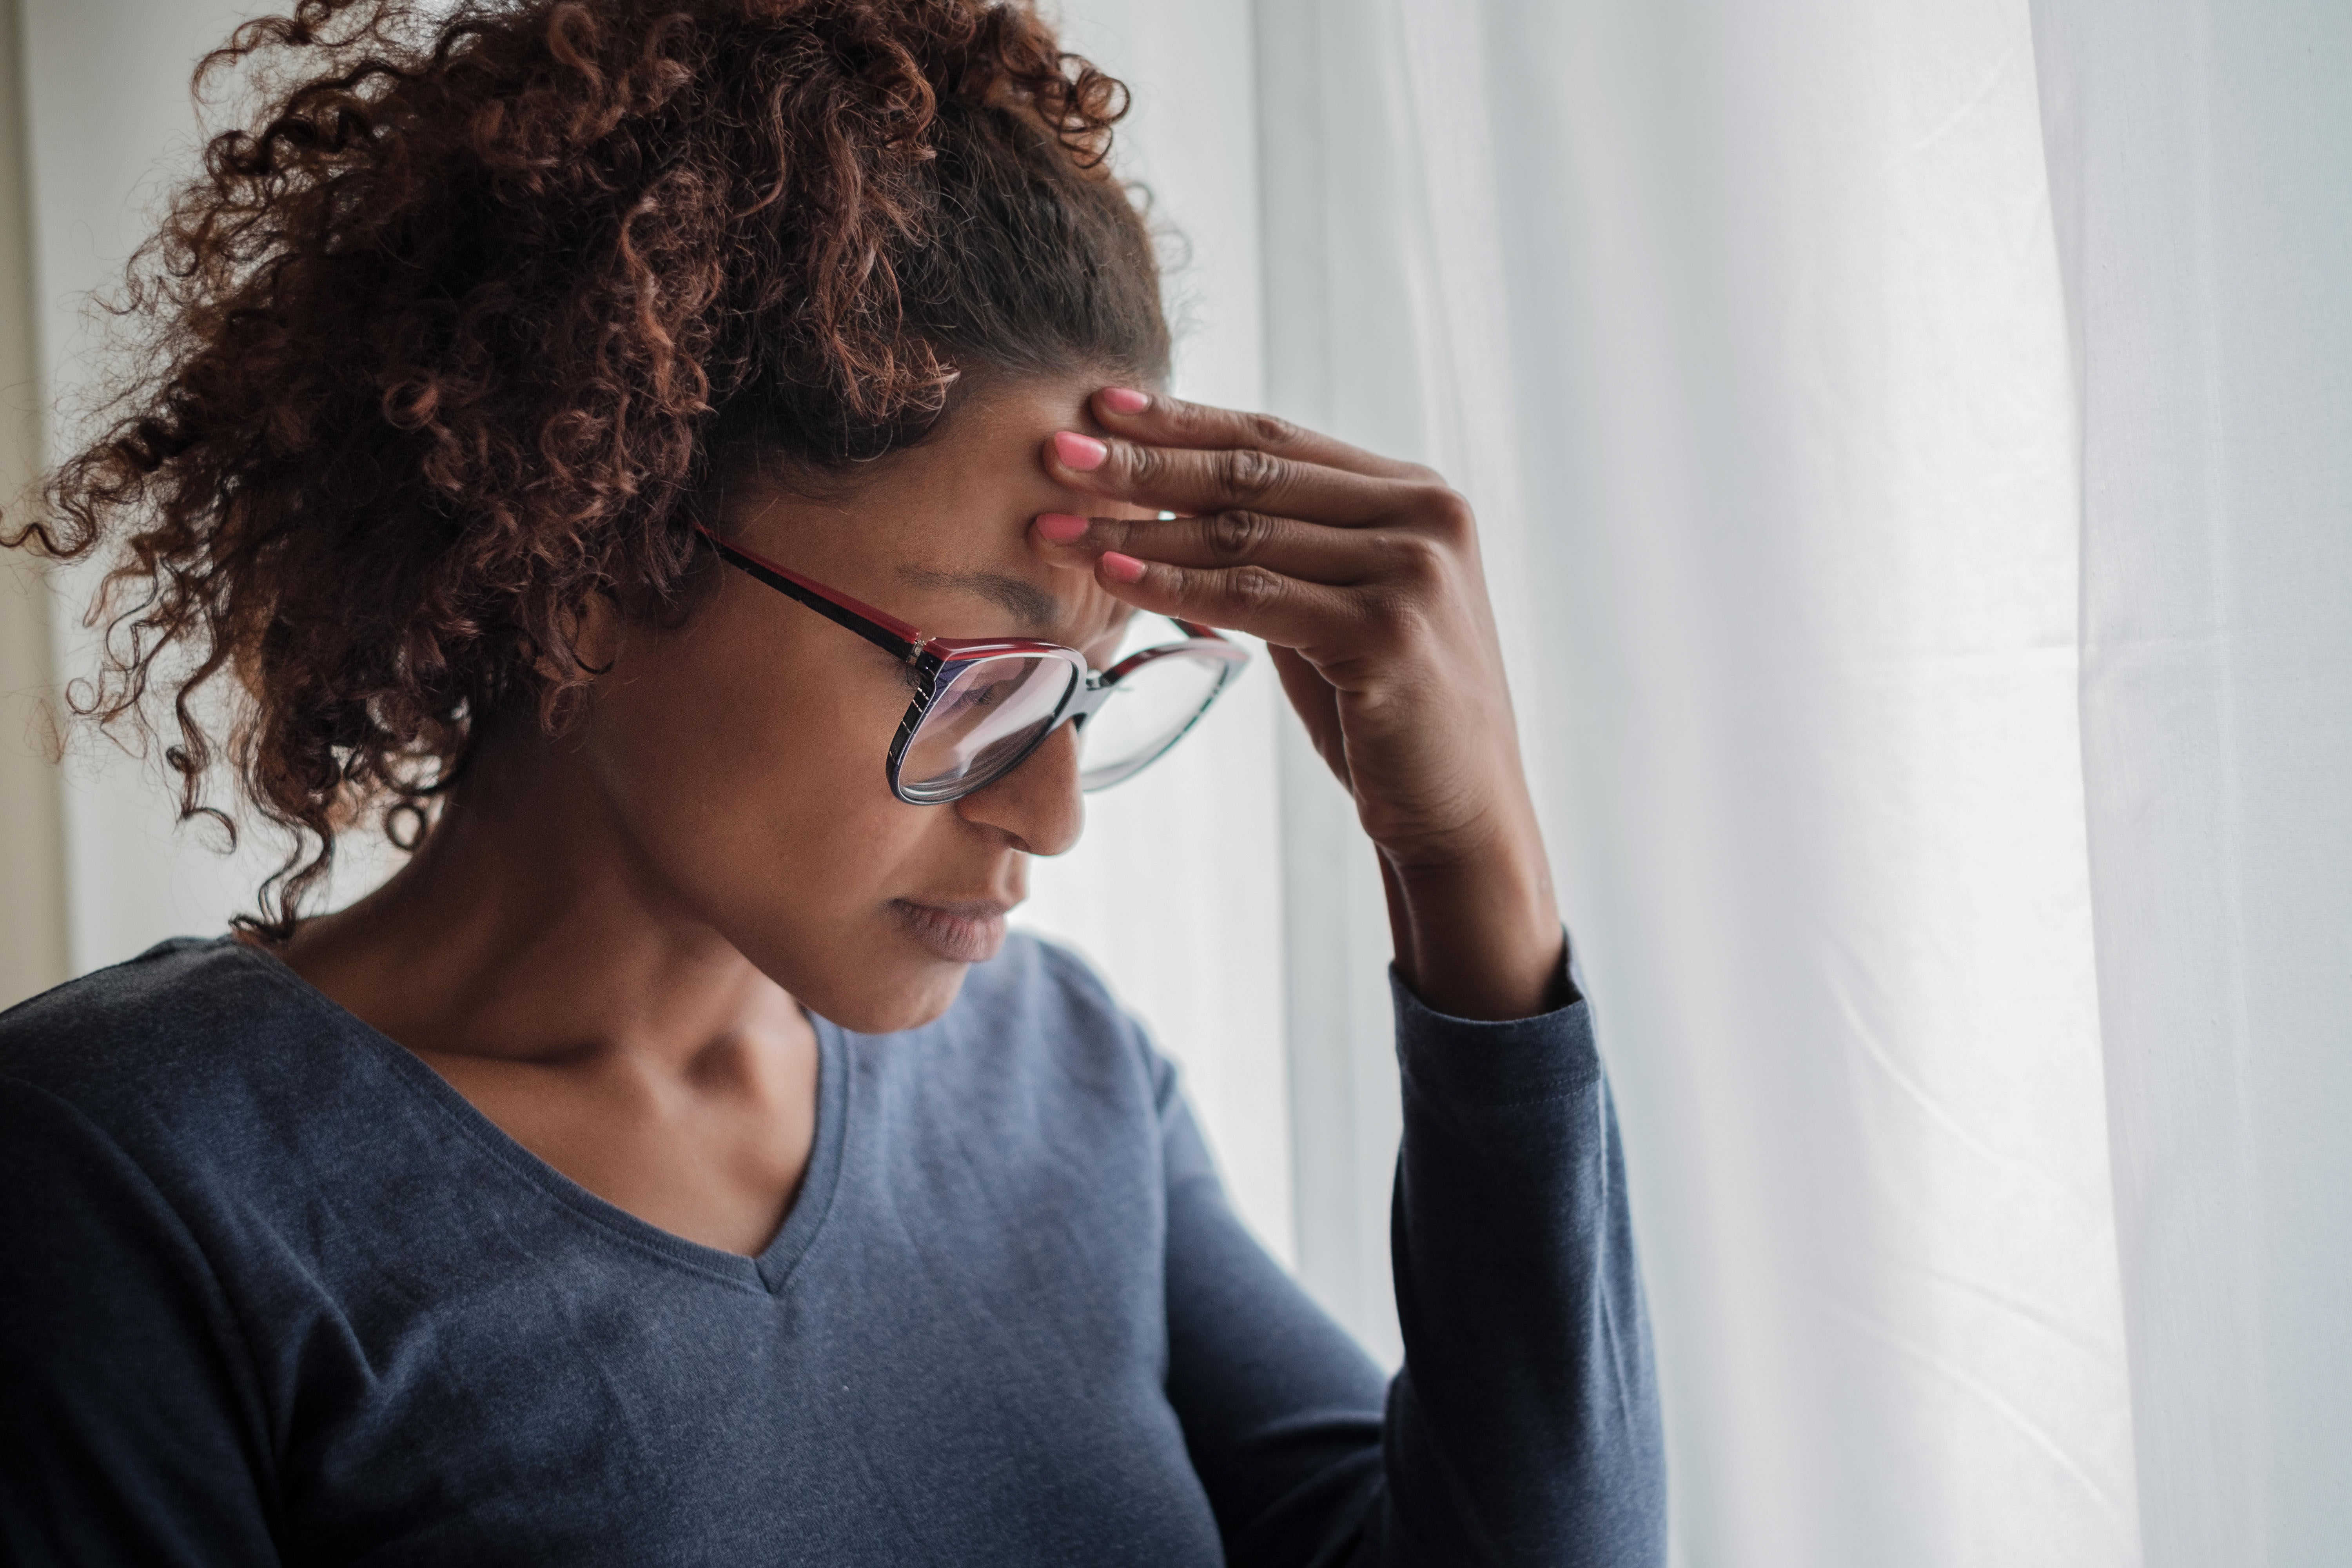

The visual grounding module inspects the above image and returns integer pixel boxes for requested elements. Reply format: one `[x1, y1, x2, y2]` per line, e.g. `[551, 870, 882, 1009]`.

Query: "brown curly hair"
[3, 0, 1169, 934]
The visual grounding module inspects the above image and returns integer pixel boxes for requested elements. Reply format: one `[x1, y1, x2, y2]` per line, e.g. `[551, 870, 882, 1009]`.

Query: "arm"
[0, 1078, 282, 1566]
[1372, 966, 1664, 1563]
[1154, 965, 1664, 1568]
[1040, 389, 1666, 1563]
[1156, 1071, 1386, 1565]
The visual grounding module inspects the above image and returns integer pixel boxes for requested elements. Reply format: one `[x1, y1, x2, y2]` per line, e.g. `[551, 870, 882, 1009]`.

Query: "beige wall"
[0, 0, 67, 1009]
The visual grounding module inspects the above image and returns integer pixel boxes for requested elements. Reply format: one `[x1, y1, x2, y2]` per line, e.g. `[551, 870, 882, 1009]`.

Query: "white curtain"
[1227, 0, 2352, 1562]
[1242, 2, 2137, 1564]
[2033, 3, 2352, 1564]
[15, 0, 2352, 1562]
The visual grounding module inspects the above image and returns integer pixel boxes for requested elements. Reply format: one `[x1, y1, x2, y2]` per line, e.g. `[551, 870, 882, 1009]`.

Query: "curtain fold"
[2031, 3, 2352, 1563]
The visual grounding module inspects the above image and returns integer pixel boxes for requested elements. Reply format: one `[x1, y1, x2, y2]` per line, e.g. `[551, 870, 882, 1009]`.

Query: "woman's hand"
[1031, 388, 1566, 1021]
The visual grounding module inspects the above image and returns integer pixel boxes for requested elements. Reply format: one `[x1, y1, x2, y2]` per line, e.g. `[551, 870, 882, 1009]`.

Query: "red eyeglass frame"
[695, 524, 1248, 804]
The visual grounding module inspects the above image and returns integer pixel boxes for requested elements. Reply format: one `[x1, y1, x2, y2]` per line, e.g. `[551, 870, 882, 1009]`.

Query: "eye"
[932, 673, 1017, 718]
[940, 682, 998, 714]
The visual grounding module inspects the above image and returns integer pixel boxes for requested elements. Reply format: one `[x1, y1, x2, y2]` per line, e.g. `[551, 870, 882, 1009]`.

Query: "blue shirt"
[0, 933, 1662, 1565]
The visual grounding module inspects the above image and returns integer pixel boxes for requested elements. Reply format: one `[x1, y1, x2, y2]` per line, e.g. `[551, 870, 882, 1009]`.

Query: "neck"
[274, 722, 797, 1071]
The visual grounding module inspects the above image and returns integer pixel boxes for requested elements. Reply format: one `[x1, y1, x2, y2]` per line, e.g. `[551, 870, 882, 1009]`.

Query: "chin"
[738, 902, 1000, 1035]
[793, 953, 974, 1036]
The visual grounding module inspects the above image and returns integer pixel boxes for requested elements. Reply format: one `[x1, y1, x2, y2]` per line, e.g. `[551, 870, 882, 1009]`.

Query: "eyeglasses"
[698, 526, 1249, 805]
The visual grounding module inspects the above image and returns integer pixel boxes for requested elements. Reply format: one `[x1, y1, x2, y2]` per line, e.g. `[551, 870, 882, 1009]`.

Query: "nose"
[954, 719, 1085, 856]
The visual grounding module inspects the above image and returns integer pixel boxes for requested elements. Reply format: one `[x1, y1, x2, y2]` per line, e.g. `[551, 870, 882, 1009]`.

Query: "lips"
[890, 898, 1013, 964]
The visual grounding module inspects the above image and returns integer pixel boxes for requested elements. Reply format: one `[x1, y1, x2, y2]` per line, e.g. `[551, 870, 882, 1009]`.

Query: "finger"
[1091, 550, 1367, 652]
[1031, 509, 1407, 586]
[1092, 388, 1426, 482]
[1045, 430, 1415, 526]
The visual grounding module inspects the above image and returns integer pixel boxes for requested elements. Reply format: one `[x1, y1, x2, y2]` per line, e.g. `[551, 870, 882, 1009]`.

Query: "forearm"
[1364, 974, 1667, 1566]
[1160, 934, 1663, 1568]
[1378, 798, 1566, 1023]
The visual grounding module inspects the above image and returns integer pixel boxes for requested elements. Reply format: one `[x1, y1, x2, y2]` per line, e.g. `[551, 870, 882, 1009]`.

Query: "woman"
[0, 1, 1663, 1562]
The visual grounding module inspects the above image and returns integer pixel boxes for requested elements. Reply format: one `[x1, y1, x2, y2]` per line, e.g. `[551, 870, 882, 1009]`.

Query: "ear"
[571, 590, 625, 675]
[534, 590, 626, 685]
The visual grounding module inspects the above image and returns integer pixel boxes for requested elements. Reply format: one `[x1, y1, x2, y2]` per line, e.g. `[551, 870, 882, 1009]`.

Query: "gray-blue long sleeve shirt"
[0, 932, 1664, 1565]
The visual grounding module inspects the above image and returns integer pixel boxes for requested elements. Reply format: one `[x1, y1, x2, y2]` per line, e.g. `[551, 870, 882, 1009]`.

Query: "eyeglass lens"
[1074, 650, 1233, 790]
[897, 642, 1236, 804]
[898, 654, 1078, 804]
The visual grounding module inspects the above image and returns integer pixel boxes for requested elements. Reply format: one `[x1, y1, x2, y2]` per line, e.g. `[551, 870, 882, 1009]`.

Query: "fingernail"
[1051, 431, 1109, 471]
[1033, 512, 1091, 543]
[1098, 387, 1150, 415]
[1099, 551, 1146, 584]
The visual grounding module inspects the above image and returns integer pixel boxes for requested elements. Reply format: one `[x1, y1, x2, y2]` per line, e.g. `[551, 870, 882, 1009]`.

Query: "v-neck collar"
[226, 936, 852, 1296]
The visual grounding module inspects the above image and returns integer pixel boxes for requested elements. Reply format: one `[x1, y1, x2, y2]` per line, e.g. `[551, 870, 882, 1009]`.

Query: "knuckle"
[1412, 483, 1477, 537]
[1242, 411, 1302, 450]
[1382, 532, 1451, 589]
[1219, 445, 1285, 502]
[1123, 442, 1166, 488]
[1222, 564, 1286, 613]
[1361, 584, 1429, 641]
[1204, 509, 1271, 564]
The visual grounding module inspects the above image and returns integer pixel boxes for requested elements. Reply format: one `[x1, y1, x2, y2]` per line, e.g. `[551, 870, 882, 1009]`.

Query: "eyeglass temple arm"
[695, 526, 926, 664]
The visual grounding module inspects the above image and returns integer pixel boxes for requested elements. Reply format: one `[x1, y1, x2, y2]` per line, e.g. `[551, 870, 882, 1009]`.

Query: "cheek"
[574, 599, 992, 1030]
[586, 607, 928, 917]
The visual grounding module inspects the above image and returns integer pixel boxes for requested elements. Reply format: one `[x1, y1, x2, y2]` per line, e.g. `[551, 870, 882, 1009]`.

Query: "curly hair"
[2, 0, 1168, 934]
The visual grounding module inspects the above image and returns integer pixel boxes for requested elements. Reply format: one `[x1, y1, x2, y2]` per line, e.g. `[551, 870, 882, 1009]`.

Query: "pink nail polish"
[1098, 388, 1150, 415]
[1051, 431, 1109, 471]
[1099, 552, 1147, 584]
[1034, 512, 1090, 543]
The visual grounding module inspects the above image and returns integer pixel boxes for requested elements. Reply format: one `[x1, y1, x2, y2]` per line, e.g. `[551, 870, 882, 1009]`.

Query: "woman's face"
[574, 376, 1149, 1033]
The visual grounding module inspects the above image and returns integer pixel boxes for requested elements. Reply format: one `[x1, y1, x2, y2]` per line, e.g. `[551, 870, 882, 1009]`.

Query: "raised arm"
[1037, 390, 1664, 1563]
[1153, 960, 1664, 1566]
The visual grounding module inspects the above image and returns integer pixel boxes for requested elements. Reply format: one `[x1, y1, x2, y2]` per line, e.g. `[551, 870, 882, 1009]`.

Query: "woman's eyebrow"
[895, 566, 1063, 631]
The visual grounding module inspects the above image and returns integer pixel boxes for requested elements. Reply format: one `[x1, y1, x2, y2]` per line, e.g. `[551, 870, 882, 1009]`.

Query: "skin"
[274, 374, 1563, 1259]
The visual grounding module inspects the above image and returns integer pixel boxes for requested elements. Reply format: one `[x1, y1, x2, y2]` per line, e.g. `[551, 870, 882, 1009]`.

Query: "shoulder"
[0, 936, 308, 1088]
[913, 929, 1179, 1112]
[953, 929, 1129, 1033]
[0, 936, 387, 1175]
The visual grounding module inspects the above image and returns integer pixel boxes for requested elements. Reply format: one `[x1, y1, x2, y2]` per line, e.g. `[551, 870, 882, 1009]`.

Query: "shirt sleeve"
[0, 1078, 283, 1566]
[1158, 954, 1666, 1568]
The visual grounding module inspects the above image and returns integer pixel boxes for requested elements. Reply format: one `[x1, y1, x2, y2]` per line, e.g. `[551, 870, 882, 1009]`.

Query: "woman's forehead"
[725, 374, 1147, 646]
